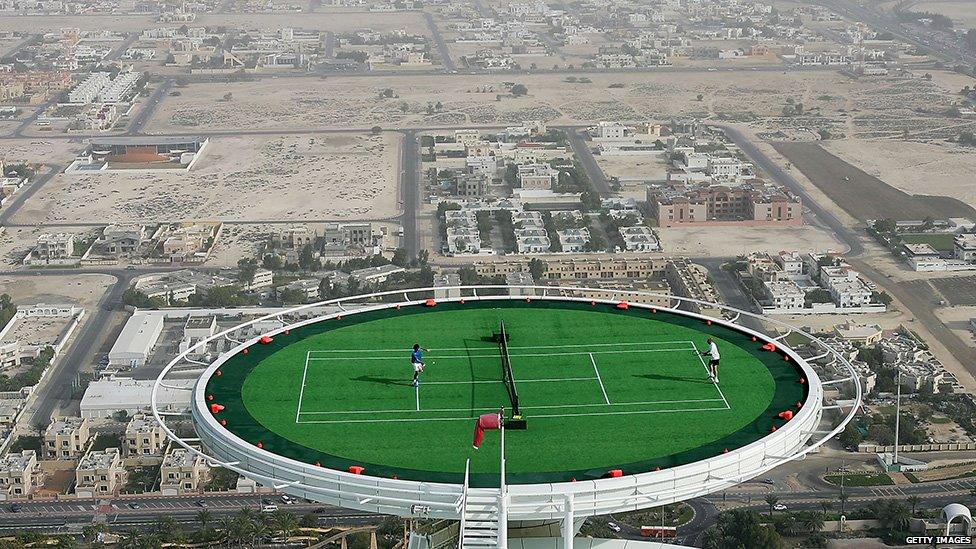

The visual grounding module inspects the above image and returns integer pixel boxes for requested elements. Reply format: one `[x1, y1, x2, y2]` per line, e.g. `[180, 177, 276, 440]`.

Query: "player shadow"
[351, 375, 414, 387]
[635, 373, 711, 384]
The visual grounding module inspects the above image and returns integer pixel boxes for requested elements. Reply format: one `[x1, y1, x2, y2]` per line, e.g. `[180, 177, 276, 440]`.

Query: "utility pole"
[893, 369, 902, 471]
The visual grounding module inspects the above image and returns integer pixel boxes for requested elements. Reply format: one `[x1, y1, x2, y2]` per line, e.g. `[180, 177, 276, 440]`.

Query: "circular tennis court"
[203, 297, 809, 487]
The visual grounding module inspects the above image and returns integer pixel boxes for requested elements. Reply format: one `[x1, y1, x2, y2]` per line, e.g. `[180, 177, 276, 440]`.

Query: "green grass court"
[206, 300, 806, 487]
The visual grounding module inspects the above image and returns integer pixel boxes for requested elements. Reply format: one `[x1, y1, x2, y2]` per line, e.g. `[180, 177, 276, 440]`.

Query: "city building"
[44, 417, 91, 459]
[124, 413, 167, 457]
[75, 448, 125, 498]
[159, 447, 209, 496]
[0, 451, 40, 500]
[349, 264, 406, 285]
[107, 313, 164, 368]
[647, 183, 801, 227]
[80, 378, 194, 419]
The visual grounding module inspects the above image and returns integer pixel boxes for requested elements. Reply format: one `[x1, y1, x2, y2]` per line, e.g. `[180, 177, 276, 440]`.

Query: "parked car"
[261, 504, 279, 513]
[773, 504, 788, 511]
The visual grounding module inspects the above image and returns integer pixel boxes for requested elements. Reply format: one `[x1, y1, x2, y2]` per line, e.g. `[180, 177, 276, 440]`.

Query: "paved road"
[106, 32, 139, 62]
[399, 129, 421, 260]
[324, 31, 336, 59]
[126, 78, 172, 135]
[0, 164, 59, 226]
[423, 12, 455, 72]
[471, 0, 491, 18]
[24, 271, 133, 424]
[2, 33, 39, 59]
[561, 127, 611, 197]
[0, 492, 383, 533]
[10, 95, 60, 138]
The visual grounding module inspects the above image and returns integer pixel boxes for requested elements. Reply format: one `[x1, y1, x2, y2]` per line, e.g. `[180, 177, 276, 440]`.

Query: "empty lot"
[772, 142, 976, 222]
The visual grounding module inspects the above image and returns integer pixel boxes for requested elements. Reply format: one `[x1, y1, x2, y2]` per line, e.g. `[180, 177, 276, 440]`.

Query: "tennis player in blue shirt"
[411, 343, 429, 387]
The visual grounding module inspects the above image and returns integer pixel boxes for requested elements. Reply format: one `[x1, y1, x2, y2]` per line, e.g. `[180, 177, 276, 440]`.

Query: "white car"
[607, 522, 621, 533]
[773, 503, 788, 511]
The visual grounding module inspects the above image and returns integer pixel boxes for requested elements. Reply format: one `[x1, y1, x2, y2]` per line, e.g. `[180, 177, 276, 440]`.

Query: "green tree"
[196, 508, 213, 531]
[839, 423, 863, 448]
[765, 494, 780, 516]
[703, 509, 785, 549]
[237, 257, 258, 286]
[511, 83, 528, 96]
[907, 495, 920, 516]
[528, 258, 545, 280]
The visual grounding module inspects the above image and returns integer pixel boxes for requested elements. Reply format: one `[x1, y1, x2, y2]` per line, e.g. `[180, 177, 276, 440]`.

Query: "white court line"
[415, 384, 420, 411]
[295, 351, 311, 423]
[297, 398, 726, 416]
[589, 353, 610, 405]
[423, 376, 598, 385]
[691, 342, 731, 410]
[307, 348, 695, 361]
[307, 340, 694, 355]
[296, 405, 732, 425]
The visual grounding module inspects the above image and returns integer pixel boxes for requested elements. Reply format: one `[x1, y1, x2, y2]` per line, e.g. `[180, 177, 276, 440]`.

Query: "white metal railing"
[152, 285, 861, 520]
[457, 459, 470, 549]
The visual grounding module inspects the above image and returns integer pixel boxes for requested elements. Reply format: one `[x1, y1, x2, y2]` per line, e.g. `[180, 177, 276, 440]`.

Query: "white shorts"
[413, 362, 424, 372]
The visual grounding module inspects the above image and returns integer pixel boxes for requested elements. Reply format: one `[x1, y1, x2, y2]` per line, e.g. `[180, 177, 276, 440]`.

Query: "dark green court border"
[203, 299, 809, 487]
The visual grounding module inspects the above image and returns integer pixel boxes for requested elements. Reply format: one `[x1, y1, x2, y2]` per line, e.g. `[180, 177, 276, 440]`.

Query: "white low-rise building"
[765, 280, 805, 310]
[108, 314, 164, 368]
[80, 378, 193, 419]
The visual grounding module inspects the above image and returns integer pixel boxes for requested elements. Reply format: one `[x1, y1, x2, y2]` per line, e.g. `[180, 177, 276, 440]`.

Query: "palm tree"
[153, 516, 179, 542]
[217, 517, 238, 547]
[196, 508, 213, 531]
[819, 500, 832, 518]
[799, 511, 825, 534]
[765, 494, 779, 516]
[250, 521, 270, 545]
[273, 511, 299, 539]
[118, 530, 142, 549]
[907, 495, 920, 516]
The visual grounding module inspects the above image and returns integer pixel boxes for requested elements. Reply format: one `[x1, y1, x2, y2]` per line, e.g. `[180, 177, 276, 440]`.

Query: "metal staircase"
[458, 420, 508, 549]
[459, 488, 502, 549]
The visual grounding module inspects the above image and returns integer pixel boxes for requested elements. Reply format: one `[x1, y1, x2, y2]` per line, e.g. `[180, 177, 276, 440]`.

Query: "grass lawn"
[900, 233, 956, 252]
[824, 473, 893, 486]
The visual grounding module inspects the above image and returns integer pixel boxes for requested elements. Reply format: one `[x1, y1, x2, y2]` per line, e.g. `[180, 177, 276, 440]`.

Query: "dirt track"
[772, 142, 976, 222]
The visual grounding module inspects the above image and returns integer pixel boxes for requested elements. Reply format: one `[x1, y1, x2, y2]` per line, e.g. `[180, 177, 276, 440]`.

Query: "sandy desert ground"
[0, 138, 83, 166]
[7, 133, 401, 225]
[146, 70, 944, 133]
[0, 273, 116, 310]
[593, 153, 670, 181]
[659, 223, 845, 257]
[0, 225, 99, 267]
[0, 11, 427, 34]
[823, 139, 976, 210]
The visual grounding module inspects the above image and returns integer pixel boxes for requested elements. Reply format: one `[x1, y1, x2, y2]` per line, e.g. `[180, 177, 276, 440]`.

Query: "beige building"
[473, 257, 668, 281]
[75, 448, 125, 498]
[0, 450, 40, 500]
[124, 414, 167, 457]
[44, 416, 91, 459]
[160, 447, 209, 496]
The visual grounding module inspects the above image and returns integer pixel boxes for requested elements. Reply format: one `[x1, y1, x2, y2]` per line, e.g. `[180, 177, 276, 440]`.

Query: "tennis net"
[498, 321, 521, 416]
